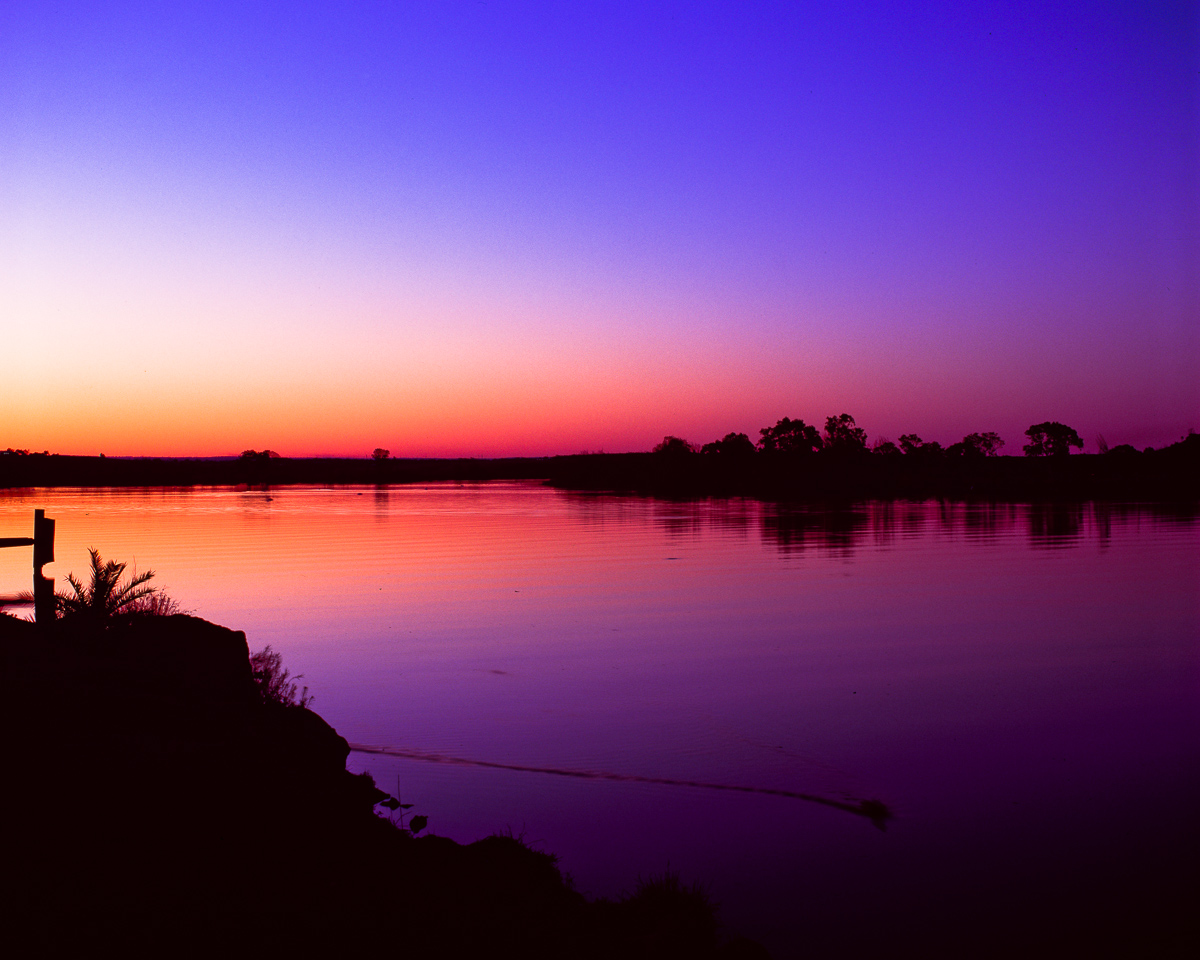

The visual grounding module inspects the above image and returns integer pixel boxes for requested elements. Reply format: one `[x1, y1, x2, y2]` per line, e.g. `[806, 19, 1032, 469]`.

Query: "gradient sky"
[2, 1, 1196, 457]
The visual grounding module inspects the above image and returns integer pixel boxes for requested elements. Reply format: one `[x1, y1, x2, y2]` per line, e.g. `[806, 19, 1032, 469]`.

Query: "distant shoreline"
[1, 440, 1196, 502]
[0, 453, 552, 489]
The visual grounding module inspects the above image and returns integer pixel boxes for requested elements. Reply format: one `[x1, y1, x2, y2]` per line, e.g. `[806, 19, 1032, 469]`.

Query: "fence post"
[33, 509, 55, 625]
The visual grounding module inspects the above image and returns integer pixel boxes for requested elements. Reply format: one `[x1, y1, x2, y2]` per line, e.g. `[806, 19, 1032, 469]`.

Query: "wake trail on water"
[348, 743, 892, 829]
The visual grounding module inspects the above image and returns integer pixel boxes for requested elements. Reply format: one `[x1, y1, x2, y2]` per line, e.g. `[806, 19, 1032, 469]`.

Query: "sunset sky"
[2, 1, 1196, 457]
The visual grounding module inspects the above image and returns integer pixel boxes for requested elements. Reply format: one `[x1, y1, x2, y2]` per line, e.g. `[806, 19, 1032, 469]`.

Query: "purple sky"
[2, 1, 1196, 456]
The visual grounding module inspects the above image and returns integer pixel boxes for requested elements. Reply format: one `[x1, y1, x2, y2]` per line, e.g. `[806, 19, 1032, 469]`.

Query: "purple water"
[2, 486, 1195, 955]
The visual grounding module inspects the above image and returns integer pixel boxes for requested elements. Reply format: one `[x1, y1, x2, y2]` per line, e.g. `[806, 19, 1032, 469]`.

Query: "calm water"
[2, 484, 1196, 956]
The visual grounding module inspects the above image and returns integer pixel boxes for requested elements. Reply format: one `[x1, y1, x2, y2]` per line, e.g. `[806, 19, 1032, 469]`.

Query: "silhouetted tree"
[758, 418, 822, 455]
[946, 431, 1003, 458]
[872, 438, 901, 457]
[700, 432, 756, 457]
[372, 448, 390, 461]
[898, 434, 942, 456]
[823, 414, 868, 453]
[1023, 422, 1083, 457]
[653, 436, 696, 456]
[964, 432, 1003, 456]
[239, 449, 280, 461]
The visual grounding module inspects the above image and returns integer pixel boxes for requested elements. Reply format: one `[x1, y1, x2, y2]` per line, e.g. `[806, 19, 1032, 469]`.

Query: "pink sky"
[3, 2, 1196, 457]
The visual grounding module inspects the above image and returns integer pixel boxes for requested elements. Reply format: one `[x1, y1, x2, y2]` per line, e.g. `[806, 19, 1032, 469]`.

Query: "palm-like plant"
[56, 548, 160, 623]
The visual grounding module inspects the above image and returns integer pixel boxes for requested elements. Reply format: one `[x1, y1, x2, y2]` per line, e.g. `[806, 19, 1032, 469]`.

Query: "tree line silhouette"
[1, 420, 1193, 500]
[655, 415, 1095, 461]
[610, 416, 1196, 501]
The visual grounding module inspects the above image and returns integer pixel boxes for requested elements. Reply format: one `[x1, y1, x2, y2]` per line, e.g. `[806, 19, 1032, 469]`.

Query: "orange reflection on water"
[1, 485, 1196, 958]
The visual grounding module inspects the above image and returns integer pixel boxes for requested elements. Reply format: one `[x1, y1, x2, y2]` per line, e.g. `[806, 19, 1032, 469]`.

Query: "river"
[1, 483, 1195, 956]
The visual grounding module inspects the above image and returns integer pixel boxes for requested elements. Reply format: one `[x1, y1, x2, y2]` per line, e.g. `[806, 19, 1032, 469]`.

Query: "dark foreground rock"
[0, 614, 768, 958]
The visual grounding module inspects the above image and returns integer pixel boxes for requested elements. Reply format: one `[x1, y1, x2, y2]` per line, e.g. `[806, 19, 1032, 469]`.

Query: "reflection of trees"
[656, 502, 705, 540]
[703, 500, 753, 537]
[1143, 502, 1200, 524]
[561, 493, 756, 543]
[654, 499, 753, 541]
[373, 484, 391, 518]
[869, 501, 897, 547]
[897, 502, 928, 537]
[560, 491, 655, 531]
[959, 503, 1012, 541]
[1092, 502, 1112, 549]
[760, 506, 868, 555]
[1027, 503, 1083, 548]
[1086, 502, 1198, 549]
[562, 493, 1185, 559]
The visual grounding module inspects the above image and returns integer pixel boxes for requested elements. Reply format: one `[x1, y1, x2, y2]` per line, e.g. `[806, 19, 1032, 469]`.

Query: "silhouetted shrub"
[653, 436, 696, 456]
[124, 591, 185, 617]
[250, 645, 313, 708]
[700, 432, 756, 457]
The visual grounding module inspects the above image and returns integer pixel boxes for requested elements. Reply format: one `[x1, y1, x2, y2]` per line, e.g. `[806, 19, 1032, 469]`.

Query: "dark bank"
[0, 610, 770, 958]
[2, 428, 1196, 502]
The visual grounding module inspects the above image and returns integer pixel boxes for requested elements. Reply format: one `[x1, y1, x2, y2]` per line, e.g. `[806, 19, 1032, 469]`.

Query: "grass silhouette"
[19, 548, 180, 625]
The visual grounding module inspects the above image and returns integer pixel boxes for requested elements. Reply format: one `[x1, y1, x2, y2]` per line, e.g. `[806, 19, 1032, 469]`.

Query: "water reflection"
[959, 502, 1014, 542]
[1027, 503, 1084, 549]
[4, 491, 1194, 601]
[554, 492, 1194, 559]
[0, 484, 1195, 959]
[759, 505, 868, 556]
[652, 499, 754, 542]
[373, 485, 391, 519]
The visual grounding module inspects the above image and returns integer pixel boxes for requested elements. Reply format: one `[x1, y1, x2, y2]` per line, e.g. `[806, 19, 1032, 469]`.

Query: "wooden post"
[33, 509, 55, 625]
[0, 509, 56, 622]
